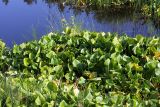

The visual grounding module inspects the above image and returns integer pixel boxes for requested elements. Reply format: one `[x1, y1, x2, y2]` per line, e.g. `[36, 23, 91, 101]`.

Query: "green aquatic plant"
[0, 28, 160, 106]
[0, 40, 5, 58]
[66, 0, 160, 18]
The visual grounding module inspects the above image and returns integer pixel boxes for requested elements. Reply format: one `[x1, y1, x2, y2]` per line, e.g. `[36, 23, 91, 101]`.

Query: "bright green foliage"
[0, 28, 160, 106]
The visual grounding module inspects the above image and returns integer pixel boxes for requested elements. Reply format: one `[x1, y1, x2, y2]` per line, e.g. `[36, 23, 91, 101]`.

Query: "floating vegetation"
[0, 28, 160, 106]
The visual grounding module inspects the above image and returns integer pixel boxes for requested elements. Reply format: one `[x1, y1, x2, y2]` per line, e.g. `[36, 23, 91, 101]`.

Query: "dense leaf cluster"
[0, 28, 160, 106]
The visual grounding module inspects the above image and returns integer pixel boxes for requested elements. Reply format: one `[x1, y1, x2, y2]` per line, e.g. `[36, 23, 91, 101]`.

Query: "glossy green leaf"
[85, 91, 93, 103]
[23, 58, 30, 66]
[54, 65, 63, 72]
[13, 45, 20, 54]
[78, 77, 86, 84]
[59, 100, 68, 107]
[35, 96, 41, 105]
[47, 82, 58, 92]
[104, 59, 110, 66]
[145, 60, 158, 70]
[46, 51, 56, 58]
[158, 63, 160, 68]
[96, 96, 103, 104]
[133, 45, 142, 55]
[72, 59, 81, 68]
[155, 68, 160, 76]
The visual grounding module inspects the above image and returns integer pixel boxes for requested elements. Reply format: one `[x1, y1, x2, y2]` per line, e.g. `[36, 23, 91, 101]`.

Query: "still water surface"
[0, 0, 160, 47]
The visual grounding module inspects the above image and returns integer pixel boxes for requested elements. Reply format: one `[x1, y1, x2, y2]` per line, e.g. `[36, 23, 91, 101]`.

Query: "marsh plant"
[0, 27, 160, 106]
[64, 0, 160, 18]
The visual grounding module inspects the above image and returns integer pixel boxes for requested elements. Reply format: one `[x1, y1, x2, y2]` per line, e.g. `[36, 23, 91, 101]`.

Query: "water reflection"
[2, 0, 9, 5]
[24, 0, 37, 5]
[0, 0, 159, 47]
[4, 0, 159, 27]
[0, 0, 158, 26]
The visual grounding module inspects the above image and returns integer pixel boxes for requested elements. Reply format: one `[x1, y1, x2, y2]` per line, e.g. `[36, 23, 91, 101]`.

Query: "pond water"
[0, 0, 160, 47]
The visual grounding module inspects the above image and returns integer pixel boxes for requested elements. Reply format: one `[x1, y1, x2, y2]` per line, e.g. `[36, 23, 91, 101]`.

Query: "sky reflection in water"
[0, 0, 159, 47]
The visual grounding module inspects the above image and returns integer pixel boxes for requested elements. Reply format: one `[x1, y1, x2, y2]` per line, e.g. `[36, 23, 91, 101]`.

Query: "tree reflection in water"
[24, 0, 37, 5]
[2, 0, 9, 5]
[1, 0, 159, 29]
[0, 0, 145, 24]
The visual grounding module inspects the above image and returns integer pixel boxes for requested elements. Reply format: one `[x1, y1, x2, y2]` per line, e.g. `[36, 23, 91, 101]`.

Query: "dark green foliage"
[0, 28, 160, 106]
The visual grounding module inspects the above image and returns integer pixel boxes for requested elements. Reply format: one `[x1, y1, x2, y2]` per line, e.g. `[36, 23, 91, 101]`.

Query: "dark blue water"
[0, 0, 160, 47]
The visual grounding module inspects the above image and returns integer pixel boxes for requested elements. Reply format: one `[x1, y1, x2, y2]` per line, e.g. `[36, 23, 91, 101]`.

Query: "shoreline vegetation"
[65, 0, 160, 24]
[0, 27, 160, 106]
[2, 0, 160, 24]
[0, 0, 160, 106]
